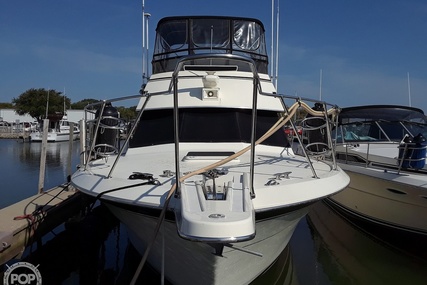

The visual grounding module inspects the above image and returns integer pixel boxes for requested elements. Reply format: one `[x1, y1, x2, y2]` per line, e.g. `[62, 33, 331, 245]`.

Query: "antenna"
[144, 12, 151, 81]
[407, 72, 411, 107]
[142, 0, 145, 84]
[63, 87, 66, 114]
[319, 69, 323, 100]
[270, 0, 280, 89]
[271, 0, 275, 79]
[141, 1, 150, 84]
[45, 88, 50, 119]
[274, 0, 280, 90]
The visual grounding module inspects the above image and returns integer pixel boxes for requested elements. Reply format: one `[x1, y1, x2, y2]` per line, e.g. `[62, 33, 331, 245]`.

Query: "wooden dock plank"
[0, 184, 85, 265]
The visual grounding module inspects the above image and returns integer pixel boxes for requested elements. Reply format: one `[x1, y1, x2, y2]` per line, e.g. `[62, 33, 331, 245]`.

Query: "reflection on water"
[0, 139, 81, 208]
[305, 201, 427, 285]
[251, 245, 299, 285]
[4, 204, 297, 285]
[16, 205, 122, 284]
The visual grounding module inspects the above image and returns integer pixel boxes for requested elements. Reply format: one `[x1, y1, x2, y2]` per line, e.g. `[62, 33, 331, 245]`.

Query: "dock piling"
[37, 119, 49, 194]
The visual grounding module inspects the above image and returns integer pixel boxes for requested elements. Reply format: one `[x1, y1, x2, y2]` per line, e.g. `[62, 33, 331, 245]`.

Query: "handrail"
[84, 101, 107, 169]
[322, 102, 338, 170]
[374, 121, 391, 141]
[82, 54, 340, 185]
[169, 53, 260, 198]
[107, 95, 152, 178]
[280, 99, 318, 178]
[338, 140, 426, 173]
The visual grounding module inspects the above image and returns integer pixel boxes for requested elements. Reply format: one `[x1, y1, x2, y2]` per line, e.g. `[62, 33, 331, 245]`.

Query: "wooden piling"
[37, 119, 49, 194]
[67, 123, 74, 179]
[79, 119, 86, 166]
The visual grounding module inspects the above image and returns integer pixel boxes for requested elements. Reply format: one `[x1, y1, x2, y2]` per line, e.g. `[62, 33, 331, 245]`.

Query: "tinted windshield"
[152, 17, 268, 74]
[129, 108, 289, 148]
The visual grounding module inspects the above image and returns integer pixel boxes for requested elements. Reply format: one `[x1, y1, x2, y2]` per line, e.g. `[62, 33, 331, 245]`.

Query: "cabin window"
[192, 19, 229, 49]
[152, 17, 269, 74]
[155, 19, 188, 53]
[233, 21, 261, 51]
[129, 108, 290, 148]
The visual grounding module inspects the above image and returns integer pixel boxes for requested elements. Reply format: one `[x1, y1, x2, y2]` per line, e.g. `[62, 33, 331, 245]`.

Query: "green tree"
[117, 106, 137, 121]
[12, 88, 70, 122]
[0, 102, 13, 109]
[71, 98, 100, 110]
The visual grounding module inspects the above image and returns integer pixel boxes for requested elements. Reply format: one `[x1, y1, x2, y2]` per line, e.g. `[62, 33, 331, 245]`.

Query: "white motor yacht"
[71, 16, 349, 285]
[30, 114, 80, 142]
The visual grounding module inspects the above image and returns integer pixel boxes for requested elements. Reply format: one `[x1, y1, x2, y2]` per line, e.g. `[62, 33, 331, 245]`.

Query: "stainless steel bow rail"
[80, 54, 340, 195]
[78, 54, 341, 285]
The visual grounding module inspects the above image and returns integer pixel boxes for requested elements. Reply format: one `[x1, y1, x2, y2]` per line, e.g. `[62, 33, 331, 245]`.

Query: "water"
[0, 139, 81, 208]
[1, 139, 426, 284]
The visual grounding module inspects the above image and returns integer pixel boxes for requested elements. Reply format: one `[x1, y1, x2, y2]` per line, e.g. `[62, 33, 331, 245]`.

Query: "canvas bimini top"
[152, 16, 269, 74]
[339, 105, 426, 124]
[336, 105, 427, 142]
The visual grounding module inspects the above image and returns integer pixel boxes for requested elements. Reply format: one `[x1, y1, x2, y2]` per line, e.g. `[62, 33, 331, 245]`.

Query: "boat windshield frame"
[152, 16, 269, 74]
[335, 105, 427, 143]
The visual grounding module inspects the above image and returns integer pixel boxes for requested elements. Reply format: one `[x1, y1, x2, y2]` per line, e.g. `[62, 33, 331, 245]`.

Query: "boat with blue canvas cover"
[328, 105, 427, 236]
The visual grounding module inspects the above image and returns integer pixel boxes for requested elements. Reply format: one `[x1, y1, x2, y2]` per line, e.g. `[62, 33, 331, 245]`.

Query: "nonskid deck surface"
[72, 143, 344, 210]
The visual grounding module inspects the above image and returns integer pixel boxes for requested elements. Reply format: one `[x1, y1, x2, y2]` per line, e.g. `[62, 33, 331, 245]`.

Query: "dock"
[0, 184, 87, 265]
[0, 132, 30, 140]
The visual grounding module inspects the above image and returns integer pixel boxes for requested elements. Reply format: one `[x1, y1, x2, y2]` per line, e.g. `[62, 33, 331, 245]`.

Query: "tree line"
[0, 88, 138, 122]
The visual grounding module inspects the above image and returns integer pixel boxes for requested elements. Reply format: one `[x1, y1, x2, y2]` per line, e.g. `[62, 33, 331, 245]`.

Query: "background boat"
[30, 114, 80, 142]
[328, 105, 427, 236]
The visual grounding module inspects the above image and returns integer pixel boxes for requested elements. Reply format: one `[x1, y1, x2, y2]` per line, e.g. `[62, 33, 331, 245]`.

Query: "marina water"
[1, 138, 426, 284]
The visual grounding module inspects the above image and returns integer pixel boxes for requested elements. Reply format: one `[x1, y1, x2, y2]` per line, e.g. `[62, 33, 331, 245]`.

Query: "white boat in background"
[70, 16, 349, 285]
[328, 105, 427, 236]
[30, 114, 80, 142]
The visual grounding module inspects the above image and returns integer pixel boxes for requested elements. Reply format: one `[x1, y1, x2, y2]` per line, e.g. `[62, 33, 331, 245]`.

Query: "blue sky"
[1, 0, 427, 112]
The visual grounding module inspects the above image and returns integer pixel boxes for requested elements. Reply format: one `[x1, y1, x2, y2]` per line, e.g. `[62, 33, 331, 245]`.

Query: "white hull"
[72, 142, 349, 284]
[30, 130, 79, 142]
[329, 164, 427, 235]
[71, 16, 350, 285]
[106, 202, 307, 285]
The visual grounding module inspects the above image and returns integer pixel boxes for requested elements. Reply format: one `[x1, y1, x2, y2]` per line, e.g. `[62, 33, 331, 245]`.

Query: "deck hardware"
[128, 172, 160, 185]
[129, 172, 154, 180]
[209, 243, 224, 256]
[203, 169, 228, 178]
[274, 172, 292, 180]
[209, 214, 225, 219]
[1, 241, 11, 252]
[160, 170, 175, 177]
[265, 179, 279, 186]
[202, 169, 228, 200]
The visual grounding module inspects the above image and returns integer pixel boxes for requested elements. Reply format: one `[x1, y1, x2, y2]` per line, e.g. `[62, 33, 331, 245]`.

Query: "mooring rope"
[13, 183, 71, 237]
[88, 180, 158, 212]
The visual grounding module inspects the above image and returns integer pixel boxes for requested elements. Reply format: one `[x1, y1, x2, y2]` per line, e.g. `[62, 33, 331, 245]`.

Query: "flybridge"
[152, 16, 269, 74]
